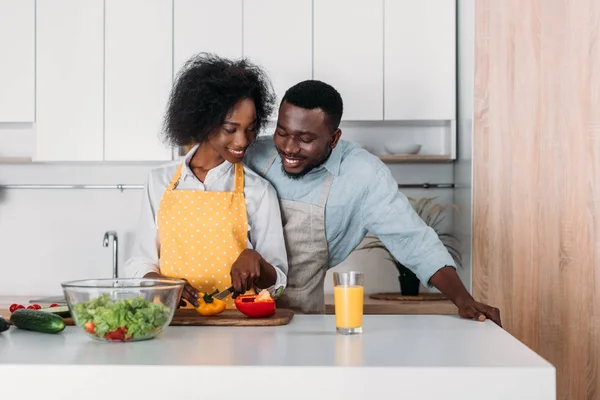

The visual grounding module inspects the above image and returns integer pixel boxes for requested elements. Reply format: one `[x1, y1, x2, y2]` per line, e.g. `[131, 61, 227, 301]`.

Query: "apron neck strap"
[261, 148, 279, 176]
[234, 163, 245, 193]
[317, 173, 334, 207]
[168, 164, 184, 190]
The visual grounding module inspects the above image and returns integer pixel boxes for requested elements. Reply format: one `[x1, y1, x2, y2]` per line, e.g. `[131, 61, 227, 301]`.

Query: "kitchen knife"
[215, 286, 237, 300]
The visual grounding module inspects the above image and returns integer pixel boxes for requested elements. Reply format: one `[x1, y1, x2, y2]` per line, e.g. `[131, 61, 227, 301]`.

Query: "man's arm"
[360, 164, 502, 326]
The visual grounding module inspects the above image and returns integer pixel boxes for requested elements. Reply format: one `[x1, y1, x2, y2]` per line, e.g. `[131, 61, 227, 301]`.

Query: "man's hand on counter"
[455, 297, 502, 327]
[429, 266, 502, 327]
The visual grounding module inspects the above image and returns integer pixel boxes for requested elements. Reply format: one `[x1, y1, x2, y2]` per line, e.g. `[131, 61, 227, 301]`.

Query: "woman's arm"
[122, 175, 162, 278]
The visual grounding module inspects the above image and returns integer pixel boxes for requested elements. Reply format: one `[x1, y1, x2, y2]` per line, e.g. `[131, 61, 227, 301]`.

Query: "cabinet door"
[314, 0, 383, 121]
[35, 0, 104, 161]
[384, 0, 456, 120]
[243, 0, 312, 110]
[174, 0, 242, 74]
[104, 0, 173, 161]
[0, 0, 34, 122]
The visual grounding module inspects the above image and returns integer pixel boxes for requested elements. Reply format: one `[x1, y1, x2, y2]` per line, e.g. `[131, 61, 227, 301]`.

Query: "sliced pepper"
[195, 290, 226, 316]
[234, 290, 276, 318]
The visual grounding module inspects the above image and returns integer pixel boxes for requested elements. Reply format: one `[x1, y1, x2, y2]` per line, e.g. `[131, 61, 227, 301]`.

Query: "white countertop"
[0, 314, 555, 399]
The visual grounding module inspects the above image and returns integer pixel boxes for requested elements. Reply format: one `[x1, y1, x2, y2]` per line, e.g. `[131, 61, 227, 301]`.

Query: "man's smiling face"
[273, 101, 341, 179]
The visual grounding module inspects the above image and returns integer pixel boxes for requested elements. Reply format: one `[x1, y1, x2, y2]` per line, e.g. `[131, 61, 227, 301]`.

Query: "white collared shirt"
[123, 145, 288, 295]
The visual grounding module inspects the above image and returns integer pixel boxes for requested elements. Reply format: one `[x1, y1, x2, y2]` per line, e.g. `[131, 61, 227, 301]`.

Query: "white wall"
[452, 0, 475, 291]
[0, 123, 453, 297]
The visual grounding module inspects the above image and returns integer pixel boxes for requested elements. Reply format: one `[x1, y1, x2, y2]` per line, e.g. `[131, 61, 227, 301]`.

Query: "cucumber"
[10, 309, 65, 334]
[0, 316, 9, 333]
[38, 305, 71, 318]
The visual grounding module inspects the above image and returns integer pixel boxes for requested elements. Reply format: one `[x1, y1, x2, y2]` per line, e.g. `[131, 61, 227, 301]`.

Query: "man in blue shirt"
[244, 80, 501, 326]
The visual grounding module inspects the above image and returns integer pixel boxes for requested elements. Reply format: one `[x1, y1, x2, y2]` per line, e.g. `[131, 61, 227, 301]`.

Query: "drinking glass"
[333, 271, 364, 334]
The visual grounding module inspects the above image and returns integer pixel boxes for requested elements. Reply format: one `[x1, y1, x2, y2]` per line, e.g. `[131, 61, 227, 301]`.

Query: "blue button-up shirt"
[244, 136, 456, 286]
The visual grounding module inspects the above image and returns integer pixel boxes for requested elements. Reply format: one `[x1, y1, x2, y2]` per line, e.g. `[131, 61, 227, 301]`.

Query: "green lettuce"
[72, 294, 171, 340]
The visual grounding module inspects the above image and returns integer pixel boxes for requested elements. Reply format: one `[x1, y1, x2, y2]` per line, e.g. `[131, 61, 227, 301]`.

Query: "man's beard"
[281, 163, 311, 180]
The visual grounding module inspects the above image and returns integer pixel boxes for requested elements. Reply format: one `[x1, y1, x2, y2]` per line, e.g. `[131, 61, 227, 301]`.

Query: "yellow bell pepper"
[195, 290, 226, 316]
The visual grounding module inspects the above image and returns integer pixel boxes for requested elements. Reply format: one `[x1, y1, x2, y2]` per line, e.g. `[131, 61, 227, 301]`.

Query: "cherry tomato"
[13, 305, 25, 311]
[84, 322, 95, 334]
[27, 305, 36, 310]
[49, 304, 60, 308]
[9, 304, 20, 313]
[104, 327, 128, 341]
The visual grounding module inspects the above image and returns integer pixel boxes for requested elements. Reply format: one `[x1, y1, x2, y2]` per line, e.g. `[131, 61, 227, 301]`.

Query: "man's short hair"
[281, 80, 343, 131]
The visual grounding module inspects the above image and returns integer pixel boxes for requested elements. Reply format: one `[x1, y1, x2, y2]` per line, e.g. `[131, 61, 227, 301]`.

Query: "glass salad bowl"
[61, 278, 185, 342]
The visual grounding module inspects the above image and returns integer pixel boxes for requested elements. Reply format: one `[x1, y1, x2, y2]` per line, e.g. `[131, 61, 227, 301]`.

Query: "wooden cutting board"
[164, 309, 294, 326]
[0, 308, 294, 327]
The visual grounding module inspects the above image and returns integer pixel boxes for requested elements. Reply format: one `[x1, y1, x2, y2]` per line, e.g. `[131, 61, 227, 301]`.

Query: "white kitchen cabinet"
[35, 0, 104, 161]
[243, 0, 312, 112]
[174, 0, 242, 75]
[313, 0, 383, 121]
[104, 0, 173, 161]
[384, 0, 456, 120]
[0, 0, 34, 122]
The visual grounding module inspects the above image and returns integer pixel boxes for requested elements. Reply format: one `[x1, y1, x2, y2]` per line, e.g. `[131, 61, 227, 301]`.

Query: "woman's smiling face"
[208, 98, 258, 164]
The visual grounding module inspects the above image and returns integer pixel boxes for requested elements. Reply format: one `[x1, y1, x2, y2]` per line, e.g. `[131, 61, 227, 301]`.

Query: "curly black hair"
[162, 53, 275, 147]
[281, 80, 343, 131]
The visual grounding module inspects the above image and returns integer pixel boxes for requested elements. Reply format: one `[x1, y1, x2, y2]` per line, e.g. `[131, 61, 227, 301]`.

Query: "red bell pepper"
[234, 293, 275, 318]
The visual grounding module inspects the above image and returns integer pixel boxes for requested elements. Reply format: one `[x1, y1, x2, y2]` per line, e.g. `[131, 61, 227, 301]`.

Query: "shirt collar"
[314, 144, 342, 176]
[181, 144, 234, 181]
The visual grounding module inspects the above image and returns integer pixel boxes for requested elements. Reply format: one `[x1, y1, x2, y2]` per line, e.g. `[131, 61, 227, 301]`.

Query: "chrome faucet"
[103, 231, 119, 278]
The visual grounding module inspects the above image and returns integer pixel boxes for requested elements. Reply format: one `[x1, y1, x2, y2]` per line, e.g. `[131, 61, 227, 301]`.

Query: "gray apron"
[261, 150, 333, 314]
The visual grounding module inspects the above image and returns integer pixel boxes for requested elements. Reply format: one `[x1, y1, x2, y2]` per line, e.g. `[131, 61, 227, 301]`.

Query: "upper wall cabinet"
[314, 0, 384, 121]
[0, 0, 34, 123]
[174, 0, 242, 75]
[384, 0, 456, 120]
[35, 0, 104, 161]
[104, 0, 173, 161]
[243, 0, 312, 114]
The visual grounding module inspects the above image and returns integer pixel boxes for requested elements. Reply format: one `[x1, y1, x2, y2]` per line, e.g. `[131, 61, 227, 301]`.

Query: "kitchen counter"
[0, 315, 554, 399]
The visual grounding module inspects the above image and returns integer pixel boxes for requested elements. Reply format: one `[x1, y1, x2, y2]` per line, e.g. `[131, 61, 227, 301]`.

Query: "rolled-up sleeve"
[360, 165, 456, 286]
[248, 182, 288, 297]
[122, 175, 161, 278]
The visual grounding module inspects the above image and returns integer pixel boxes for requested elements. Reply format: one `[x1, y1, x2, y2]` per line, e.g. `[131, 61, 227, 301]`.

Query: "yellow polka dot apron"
[157, 162, 249, 309]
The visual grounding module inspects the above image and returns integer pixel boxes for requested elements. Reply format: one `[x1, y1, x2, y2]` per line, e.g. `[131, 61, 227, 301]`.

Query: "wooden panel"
[384, 0, 455, 120]
[473, 1, 600, 399]
[35, 0, 104, 161]
[0, 0, 34, 122]
[174, 0, 242, 74]
[104, 0, 173, 161]
[313, 0, 383, 121]
[243, 0, 312, 109]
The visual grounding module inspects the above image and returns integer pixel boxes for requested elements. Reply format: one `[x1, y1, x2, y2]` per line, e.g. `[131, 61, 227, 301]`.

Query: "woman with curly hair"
[123, 53, 288, 309]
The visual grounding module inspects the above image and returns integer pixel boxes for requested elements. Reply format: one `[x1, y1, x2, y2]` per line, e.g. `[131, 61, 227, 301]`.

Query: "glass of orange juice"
[333, 271, 364, 334]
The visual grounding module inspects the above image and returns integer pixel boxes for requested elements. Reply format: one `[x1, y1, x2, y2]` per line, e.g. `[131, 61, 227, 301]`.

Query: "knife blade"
[214, 286, 235, 300]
